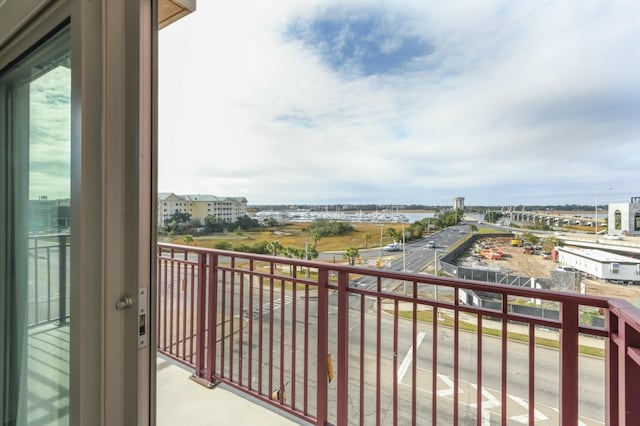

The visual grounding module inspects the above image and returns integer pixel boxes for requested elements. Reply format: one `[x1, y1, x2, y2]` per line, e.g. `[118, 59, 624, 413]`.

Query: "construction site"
[451, 235, 640, 306]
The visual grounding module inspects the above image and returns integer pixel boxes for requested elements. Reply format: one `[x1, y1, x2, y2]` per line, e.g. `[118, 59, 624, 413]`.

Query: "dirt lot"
[457, 237, 640, 305]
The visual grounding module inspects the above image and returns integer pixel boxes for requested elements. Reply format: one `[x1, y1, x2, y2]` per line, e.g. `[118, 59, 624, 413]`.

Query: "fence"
[28, 234, 70, 327]
[157, 243, 640, 425]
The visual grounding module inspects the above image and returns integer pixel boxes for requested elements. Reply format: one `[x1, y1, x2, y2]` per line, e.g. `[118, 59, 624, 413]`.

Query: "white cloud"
[159, 0, 640, 205]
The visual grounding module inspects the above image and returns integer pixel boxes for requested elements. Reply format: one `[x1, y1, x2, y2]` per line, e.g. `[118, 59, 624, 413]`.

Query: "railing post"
[608, 300, 640, 426]
[57, 234, 67, 326]
[192, 251, 210, 385]
[336, 271, 349, 426]
[560, 300, 579, 425]
[606, 306, 619, 426]
[316, 268, 329, 426]
[207, 253, 219, 384]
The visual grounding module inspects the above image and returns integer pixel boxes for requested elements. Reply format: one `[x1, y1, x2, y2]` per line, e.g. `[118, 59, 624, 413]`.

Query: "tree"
[484, 211, 504, 224]
[204, 215, 227, 233]
[470, 224, 478, 232]
[542, 236, 563, 251]
[343, 247, 360, 266]
[309, 230, 322, 247]
[237, 215, 259, 230]
[307, 219, 354, 237]
[213, 241, 232, 250]
[265, 218, 280, 227]
[169, 210, 191, 224]
[266, 241, 283, 256]
[307, 244, 319, 260]
[283, 246, 306, 273]
[386, 228, 398, 242]
[182, 234, 194, 246]
[363, 233, 370, 248]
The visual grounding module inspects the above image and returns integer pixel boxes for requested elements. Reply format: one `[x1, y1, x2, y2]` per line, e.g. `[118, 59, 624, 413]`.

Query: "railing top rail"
[608, 298, 640, 329]
[157, 243, 610, 308]
[28, 232, 70, 240]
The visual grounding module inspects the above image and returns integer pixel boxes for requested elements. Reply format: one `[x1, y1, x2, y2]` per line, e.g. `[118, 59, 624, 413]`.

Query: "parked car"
[604, 234, 624, 240]
[556, 266, 579, 272]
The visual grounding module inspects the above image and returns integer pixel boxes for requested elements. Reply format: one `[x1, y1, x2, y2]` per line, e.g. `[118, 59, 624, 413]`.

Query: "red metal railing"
[157, 243, 640, 425]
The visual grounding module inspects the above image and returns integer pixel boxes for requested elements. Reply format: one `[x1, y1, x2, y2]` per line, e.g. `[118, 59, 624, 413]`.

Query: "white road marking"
[437, 373, 463, 397]
[509, 394, 548, 423]
[397, 332, 426, 383]
[469, 384, 500, 409]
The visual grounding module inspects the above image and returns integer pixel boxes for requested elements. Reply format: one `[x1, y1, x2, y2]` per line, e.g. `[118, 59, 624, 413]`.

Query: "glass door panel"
[0, 26, 71, 426]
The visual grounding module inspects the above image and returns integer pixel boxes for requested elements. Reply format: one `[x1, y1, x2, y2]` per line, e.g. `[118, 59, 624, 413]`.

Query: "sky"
[159, 0, 640, 206]
[30, 65, 71, 200]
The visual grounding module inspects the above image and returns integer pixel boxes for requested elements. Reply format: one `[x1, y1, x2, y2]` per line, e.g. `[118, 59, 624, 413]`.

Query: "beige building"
[158, 193, 248, 226]
[453, 196, 465, 211]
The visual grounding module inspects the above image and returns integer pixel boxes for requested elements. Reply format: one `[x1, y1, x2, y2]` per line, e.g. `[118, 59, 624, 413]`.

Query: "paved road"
[347, 225, 471, 296]
[203, 277, 606, 425]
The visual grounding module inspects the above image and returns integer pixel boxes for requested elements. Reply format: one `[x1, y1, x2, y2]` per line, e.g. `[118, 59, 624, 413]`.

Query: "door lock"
[116, 295, 133, 310]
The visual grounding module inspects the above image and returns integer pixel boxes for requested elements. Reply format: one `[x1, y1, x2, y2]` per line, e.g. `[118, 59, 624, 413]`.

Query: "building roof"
[158, 193, 247, 203]
[557, 246, 640, 264]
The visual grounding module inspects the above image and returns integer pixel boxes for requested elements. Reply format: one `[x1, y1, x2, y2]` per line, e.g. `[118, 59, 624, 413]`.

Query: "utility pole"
[305, 239, 309, 279]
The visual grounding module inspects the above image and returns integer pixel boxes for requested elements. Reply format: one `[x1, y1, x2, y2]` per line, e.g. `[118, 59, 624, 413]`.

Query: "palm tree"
[363, 233, 370, 248]
[266, 241, 283, 256]
[343, 247, 360, 266]
[309, 230, 322, 248]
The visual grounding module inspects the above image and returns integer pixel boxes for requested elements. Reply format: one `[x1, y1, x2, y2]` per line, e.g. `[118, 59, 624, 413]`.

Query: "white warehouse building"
[608, 196, 640, 236]
[555, 246, 640, 284]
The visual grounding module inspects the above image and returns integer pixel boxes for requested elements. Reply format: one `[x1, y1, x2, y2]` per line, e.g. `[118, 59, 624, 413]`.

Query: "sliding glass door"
[0, 25, 71, 425]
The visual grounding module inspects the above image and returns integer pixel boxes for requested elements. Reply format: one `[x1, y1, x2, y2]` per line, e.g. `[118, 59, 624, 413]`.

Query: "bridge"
[502, 209, 604, 228]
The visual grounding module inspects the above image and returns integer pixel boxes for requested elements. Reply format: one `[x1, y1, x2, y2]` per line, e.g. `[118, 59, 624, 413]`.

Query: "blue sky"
[159, 0, 639, 206]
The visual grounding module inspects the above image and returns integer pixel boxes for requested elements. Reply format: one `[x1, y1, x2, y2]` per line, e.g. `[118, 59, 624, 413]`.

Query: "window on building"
[611, 263, 620, 274]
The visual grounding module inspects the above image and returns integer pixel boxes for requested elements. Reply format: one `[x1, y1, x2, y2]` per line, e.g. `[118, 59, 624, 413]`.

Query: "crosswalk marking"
[239, 295, 293, 319]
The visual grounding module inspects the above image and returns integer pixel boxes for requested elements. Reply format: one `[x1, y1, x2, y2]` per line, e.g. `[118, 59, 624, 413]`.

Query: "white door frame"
[0, 1, 157, 425]
[72, 0, 157, 424]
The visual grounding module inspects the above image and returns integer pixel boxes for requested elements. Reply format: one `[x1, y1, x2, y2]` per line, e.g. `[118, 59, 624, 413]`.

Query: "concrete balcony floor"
[157, 356, 303, 426]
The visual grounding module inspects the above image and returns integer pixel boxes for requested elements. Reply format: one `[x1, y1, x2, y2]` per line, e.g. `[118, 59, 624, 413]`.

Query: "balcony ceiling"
[159, 0, 196, 29]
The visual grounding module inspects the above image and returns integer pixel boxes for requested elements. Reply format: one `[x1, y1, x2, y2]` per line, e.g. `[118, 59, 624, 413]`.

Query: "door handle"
[116, 295, 133, 311]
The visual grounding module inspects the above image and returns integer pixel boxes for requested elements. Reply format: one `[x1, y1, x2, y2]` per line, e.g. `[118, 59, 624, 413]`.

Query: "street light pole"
[379, 223, 384, 261]
[434, 248, 444, 319]
[305, 238, 309, 279]
[595, 193, 598, 236]
[402, 221, 406, 294]
[434, 249, 443, 300]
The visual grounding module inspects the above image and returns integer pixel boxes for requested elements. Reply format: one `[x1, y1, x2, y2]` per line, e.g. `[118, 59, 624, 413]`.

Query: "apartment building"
[158, 192, 248, 226]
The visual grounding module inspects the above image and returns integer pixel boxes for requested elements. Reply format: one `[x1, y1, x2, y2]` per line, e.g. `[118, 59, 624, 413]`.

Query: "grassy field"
[167, 221, 417, 252]
[164, 221, 508, 253]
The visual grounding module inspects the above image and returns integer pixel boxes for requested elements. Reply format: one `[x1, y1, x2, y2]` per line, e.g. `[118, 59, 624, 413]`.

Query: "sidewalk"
[379, 301, 605, 351]
[156, 356, 303, 425]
